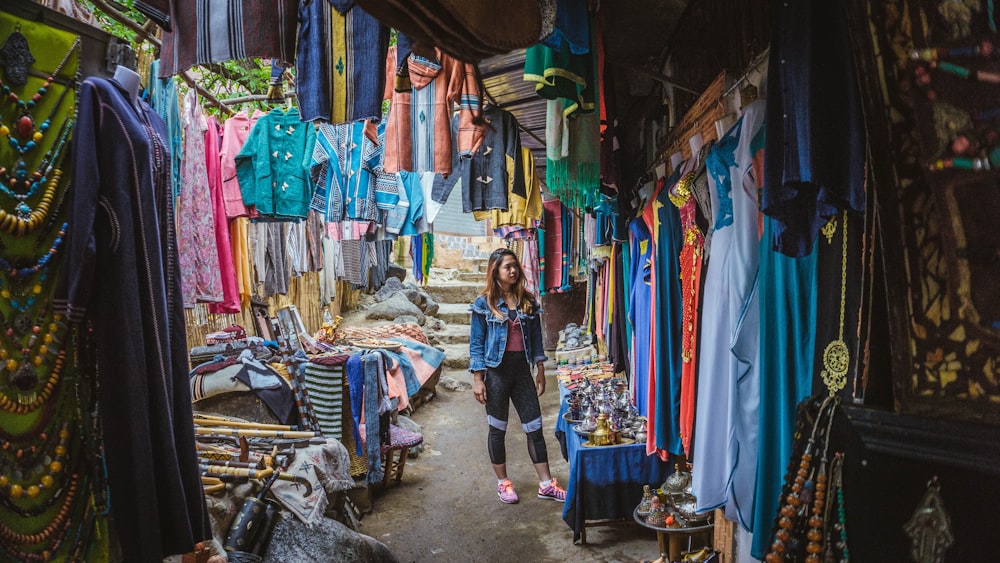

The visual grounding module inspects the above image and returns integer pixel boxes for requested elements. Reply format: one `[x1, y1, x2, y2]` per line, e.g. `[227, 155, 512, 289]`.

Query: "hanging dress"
[177, 91, 223, 307]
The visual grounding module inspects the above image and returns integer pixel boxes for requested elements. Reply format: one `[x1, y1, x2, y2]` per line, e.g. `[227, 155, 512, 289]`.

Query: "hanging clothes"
[296, 0, 389, 124]
[672, 170, 704, 457]
[305, 210, 325, 272]
[177, 92, 223, 307]
[382, 45, 484, 174]
[642, 169, 685, 459]
[394, 171, 428, 235]
[220, 109, 265, 218]
[524, 43, 596, 118]
[287, 220, 309, 277]
[231, 217, 253, 308]
[59, 76, 210, 562]
[540, 0, 590, 55]
[320, 236, 338, 304]
[236, 107, 317, 220]
[206, 116, 241, 314]
[725, 101, 767, 529]
[458, 104, 524, 212]
[750, 218, 818, 558]
[542, 199, 564, 291]
[476, 146, 542, 235]
[762, 0, 865, 257]
[159, 0, 298, 77]
[628, 217, 652, 416]
[691, 100, 767, 519]
[251, 222, 291, 296]
[146, 59, 182, 199]
[607, 241, 630, 376]
[522, 238, 541, 297]
[310, 118, 383, 223]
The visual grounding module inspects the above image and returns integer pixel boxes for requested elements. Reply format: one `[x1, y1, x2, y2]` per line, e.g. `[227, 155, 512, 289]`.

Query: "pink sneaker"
[498, 479, 519, 504]
[537, 478, 566, 502]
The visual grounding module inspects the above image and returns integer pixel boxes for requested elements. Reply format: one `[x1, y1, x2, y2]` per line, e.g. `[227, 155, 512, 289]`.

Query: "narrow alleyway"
[360, 367, 659, 563]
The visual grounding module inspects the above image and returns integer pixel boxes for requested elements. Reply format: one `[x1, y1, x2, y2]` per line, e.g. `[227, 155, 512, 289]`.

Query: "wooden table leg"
[657, 531, 669, 561]
[668, 532, 682, 562]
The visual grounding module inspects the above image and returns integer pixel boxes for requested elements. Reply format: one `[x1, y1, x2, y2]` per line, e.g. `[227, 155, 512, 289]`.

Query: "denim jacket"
[468, 295, 547, 372]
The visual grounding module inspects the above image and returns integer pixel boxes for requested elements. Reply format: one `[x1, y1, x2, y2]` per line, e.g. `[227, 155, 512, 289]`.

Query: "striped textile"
[303, 362, 346, 440]
[341, 239, 365, 285]
[159, 0, 298, 78]
[296, 0, 389, 123]
[382, 46, 484, 175]
[522, 238, 541, 297]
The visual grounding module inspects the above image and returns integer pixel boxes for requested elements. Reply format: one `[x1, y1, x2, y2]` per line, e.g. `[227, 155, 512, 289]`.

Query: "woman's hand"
[473, 372, 487, 404]
[535, 363, 546, 396]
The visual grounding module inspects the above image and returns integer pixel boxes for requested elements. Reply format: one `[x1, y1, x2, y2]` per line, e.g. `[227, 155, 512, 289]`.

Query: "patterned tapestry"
[848, 0, 1000, 423]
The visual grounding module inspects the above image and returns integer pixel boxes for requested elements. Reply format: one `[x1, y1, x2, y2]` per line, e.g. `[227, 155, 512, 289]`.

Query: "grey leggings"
[484, 352, 548, 465]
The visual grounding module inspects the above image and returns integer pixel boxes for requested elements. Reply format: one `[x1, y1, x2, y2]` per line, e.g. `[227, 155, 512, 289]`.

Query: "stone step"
[457, 271, 485, 282]
[433, 325, 470, 345]
[426, 283, 483, 305]
[436, 303, 471, 324]
[439, 343, 470, 370]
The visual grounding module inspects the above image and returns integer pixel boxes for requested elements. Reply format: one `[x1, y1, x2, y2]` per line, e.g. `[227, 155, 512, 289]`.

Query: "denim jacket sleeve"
[526, 304, 547, 366]
[468, 299, 487, 373]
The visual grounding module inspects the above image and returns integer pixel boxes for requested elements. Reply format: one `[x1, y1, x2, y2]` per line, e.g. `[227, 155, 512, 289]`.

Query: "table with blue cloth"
[555, 385, 674, 544]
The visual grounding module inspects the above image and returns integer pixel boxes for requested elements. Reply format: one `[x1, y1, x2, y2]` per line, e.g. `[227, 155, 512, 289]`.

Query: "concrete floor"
[360, 368, 661, 563]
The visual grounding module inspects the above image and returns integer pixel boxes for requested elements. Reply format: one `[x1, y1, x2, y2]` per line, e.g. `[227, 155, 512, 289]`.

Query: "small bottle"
[637, 484, 654, 517]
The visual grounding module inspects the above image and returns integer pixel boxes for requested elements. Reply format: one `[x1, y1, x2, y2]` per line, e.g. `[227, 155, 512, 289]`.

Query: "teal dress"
[750, 216, 817, 557]
[652, 180, 685, 456]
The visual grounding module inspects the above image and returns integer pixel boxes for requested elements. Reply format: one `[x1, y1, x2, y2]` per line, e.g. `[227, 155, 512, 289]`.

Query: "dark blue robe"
[56, 77, 209, 562]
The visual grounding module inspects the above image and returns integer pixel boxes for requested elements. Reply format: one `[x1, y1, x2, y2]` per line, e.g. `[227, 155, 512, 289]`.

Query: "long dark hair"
[483, 248, 536, 318]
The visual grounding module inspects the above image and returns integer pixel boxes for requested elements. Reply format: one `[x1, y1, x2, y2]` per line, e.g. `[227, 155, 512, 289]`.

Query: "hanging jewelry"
[0, 25, 35, 87]
[0, 116, 71, 202]
[903, 477, 954, 563]
[803, 401, 837, 563]
[821, 215, 837, 245]
[824, 453, 850, 563]
[0, 350, 65, 414]
[0, 422, 70, 501]
[0, 222, 67, 279]
[0, 37, 78, 111]
[766, 397, 836, 563]
[0, 81, 73, 156]
[821, 211, 850, 397]
[0, 167, 61, 236]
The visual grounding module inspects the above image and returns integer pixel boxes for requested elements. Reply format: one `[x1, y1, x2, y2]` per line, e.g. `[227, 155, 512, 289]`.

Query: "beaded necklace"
[0, 415, 62, 468]
[0, 474, 86, 562]
[0, 349, 65, 414]
[766, 397, 837, 563]
[0, 308, 67, 408]
[0, 77, 74, 157]
[0, 222, 66, 280]
[0, 118, 72, 206]
[824, 453, 850, 563]
[0, 422, 70, 502]
[0, 167, 60, 236]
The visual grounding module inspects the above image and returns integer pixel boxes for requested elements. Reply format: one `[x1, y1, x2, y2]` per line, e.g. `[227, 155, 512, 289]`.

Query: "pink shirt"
[506, 316, 525, 353]
[220, 109, 264, 218]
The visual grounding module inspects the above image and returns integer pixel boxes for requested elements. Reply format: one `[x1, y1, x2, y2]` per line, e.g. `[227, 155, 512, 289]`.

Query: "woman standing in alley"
[469, 248, 565, 504]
